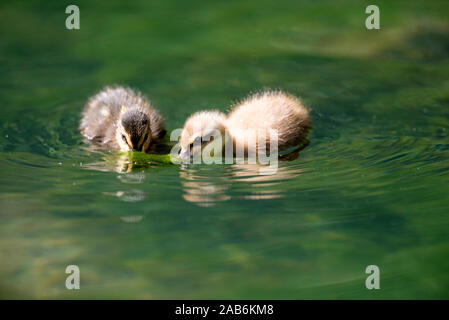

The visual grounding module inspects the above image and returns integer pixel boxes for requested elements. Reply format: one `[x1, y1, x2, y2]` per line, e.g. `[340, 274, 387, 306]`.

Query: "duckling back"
[226, 91, 310, 152]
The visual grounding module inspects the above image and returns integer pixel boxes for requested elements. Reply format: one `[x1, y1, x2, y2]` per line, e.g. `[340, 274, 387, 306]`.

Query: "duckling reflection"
[179, 162, 303, 205]
[82, 151, 136, 173]
[231, 163, 303, 200]
[179, 165, 231, 207]
[81, 144, 172, 174]
[102, 189, 146, 202]
[120, 215, 144, 223]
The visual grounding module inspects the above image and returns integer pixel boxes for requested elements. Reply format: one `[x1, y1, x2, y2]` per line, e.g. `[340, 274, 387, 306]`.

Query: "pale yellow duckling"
[80, 86, 165, 152]
[180, 110, 227, 158]
[179, 90, 310, 159]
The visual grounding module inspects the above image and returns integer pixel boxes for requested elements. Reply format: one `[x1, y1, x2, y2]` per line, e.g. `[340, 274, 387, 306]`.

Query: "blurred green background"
[0, 0, 448, 299]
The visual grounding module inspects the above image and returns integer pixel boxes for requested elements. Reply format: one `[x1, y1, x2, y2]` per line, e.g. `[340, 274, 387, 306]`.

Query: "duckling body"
[179, 90, 310, 158]
[226, 91, 310, 152]
[80, 86, 165, 152]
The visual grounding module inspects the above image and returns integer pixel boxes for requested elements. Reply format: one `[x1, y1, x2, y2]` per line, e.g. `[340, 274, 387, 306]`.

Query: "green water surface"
[1, 0, 449, 299]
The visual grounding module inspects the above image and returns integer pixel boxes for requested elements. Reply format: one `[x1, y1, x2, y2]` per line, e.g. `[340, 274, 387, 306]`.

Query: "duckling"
[227, 90, 310, 153]
[179, 90, 310, 159]
[180, 110, 227, 158]
[80, 86, 165, 153]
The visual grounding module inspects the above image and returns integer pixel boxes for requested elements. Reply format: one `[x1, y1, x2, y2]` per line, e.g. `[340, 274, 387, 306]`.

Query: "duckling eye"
[121, 134, 131, 147]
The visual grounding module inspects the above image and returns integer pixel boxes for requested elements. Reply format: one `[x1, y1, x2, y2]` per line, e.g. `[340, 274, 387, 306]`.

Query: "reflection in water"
[179, 162, 304, 206]
[82, 145, 172, 174]
[83, 152, 141, 173]
[117, 172, 146, 184]
[82, 144, 307, 207]
[179, 164, 231, 207]
[103, 189, 146, 202]
[82, 148, 148, 224]
[232, 164, 303, 200]
[103, 190, 146, 223]
[120, 215, 145, 223]
[115, 154, 134, 173]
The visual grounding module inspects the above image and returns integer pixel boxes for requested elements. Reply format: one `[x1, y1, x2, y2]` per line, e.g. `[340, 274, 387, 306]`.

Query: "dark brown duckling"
[80, 86, 165, 152]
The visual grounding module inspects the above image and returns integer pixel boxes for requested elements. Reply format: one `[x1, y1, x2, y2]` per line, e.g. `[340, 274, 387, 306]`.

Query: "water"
[1, 0, 449, 299]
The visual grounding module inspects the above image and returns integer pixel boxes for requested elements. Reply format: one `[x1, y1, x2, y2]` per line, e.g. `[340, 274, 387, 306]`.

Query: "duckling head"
[116, 106, 152, 152]
[179, 110, 227, 159]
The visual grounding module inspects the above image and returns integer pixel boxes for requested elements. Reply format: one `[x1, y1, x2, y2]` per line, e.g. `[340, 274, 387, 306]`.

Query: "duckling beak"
[179, 148, 191, 159]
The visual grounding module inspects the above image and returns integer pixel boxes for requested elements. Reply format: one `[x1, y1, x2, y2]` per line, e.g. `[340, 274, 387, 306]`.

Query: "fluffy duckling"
[80, 86, 165, 152]
[179, 90, 310, 158]
[180, 110, 227, 158]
